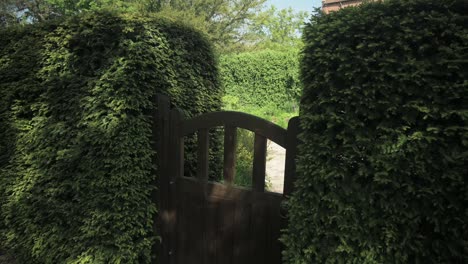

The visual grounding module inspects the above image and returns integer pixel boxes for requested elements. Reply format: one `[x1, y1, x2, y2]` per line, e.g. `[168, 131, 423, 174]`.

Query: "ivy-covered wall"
[283, 0, 467, 263]
[0, 12, 221, 263]
[220, 49, 301, 111]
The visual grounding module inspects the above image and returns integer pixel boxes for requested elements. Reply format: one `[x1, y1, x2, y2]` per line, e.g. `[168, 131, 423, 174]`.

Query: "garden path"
[266, 140, 286, 193]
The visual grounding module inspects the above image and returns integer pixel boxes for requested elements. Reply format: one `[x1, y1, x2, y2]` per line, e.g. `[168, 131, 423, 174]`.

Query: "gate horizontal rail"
[181, 111, 287, 148]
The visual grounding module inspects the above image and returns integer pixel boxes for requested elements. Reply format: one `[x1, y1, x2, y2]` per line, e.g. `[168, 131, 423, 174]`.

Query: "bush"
[0, 12, 221, 263]
[220, 49, 301, 111]
[283, 0, 468, 263]
[232, 129, 255, 188]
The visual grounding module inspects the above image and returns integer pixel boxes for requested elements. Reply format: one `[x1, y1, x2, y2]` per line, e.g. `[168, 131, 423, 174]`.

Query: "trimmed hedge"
[220, 49, 301, 110]
[283, 0, 468, 263]
[0, 12, 221, 263]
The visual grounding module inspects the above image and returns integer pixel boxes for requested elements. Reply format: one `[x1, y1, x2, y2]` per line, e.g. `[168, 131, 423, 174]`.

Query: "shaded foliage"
[283, 0, 468, 263]
[0, 12, 221, 263]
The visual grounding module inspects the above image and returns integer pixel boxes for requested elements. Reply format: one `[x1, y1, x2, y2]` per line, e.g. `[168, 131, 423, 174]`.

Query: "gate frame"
[152, 94, 300, 264]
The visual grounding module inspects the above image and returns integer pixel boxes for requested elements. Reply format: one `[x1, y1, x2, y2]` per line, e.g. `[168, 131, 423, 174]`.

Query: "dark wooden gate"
[153, 94, 299, 264]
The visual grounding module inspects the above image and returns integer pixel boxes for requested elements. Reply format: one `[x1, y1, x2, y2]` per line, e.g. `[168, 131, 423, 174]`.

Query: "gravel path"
[266, 140, 286, 193]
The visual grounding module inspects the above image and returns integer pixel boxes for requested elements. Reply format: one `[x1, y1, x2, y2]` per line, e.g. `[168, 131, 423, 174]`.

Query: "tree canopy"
[0, 0, 307, 52]
[153, 0, 268, 52]
[246, 6, 308, 51]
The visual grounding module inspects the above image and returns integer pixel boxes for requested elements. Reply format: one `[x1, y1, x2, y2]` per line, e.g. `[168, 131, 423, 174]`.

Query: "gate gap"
[265, 139, 285, 193]
[183, 132, 198, 178]
[231, 128, 254, 188]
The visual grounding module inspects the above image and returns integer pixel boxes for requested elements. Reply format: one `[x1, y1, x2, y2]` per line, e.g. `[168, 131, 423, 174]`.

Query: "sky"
[265, 0, 322, 13]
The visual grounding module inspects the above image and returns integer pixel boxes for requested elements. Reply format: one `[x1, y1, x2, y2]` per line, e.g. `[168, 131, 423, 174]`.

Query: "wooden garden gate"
[153, 94, 299, 264]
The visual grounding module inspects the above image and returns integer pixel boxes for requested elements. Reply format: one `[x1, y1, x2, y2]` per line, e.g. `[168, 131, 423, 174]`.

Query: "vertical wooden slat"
[168, 108, 184, 264]
[178, 194, 205, 264]
[197, 129, 210, 181]
[252, 133, 267, 192]
[196, 128, 209, 264]
[205, 200, 218, 263]
[223, 126, 237, 184]
[269, 201, 283, 264]
[252, 201, 267, 263]
[218, 201, 235, 264]
[176, 190, 187, 264]
[232, 202, 250, 263]
[153, 94, 170, 264]
[264, 203, 274, 264]
[283, 116, 300, 196]
[171, 109, 185, 180]
[245, 204, 255, 264]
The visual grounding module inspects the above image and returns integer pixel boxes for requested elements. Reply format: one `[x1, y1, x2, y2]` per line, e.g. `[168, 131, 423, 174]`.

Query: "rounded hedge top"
[0, 12, 221, 263]
[283, 0, 467, 263]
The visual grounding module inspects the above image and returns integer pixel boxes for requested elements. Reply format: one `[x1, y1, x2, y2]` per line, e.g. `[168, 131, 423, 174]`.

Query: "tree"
[245, 6, 308, 51]
[0, 0, 58, 25]
[0, 0, 310, 52]
[149, 0, 267, 52]
[0, 0, 17, 26]
[0, 0, 267, 52]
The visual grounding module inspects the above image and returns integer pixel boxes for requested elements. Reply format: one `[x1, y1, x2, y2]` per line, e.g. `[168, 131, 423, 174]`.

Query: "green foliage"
[0, 12, 221, 263]
[283, 0, 468, 263]
[220, 49, 302, 111]
[221, 98, 254, 187]
[222, 101, 295, 191]
[0, 0, 133, 24]
[246, 6, 308, 51]
[0, 0, 267, 53]
[223, 95, 296, 128]
[221, 50, 300, 187]
[1, 1, 309, 53]
[153, 0, 267, 52]
[232, 129, 255, 188]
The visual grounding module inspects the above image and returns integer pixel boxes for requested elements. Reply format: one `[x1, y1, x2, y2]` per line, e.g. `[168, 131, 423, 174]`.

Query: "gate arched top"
[181, 111, 287, 148]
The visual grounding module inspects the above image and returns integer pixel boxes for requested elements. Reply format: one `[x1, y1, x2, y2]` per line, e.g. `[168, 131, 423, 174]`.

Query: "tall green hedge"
[283, 0, 467, 263]
[0, 12, 221, 263]
[220, 49, 301, 110]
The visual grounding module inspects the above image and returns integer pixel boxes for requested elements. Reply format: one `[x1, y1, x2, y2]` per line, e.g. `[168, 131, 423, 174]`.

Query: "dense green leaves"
[283, 0, 468, 263]
[0, 12, 221, 263]
[220, 49, 301, 111]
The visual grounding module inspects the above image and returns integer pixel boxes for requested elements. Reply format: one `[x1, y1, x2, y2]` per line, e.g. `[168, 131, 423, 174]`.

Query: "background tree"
[0, 0, 58, 25]
[154, 0, 267, 52]
[0, 0, 310, 53]
[245, 6, 308, 51]
[0, 0, 268, 52]
[0, 0, 16, 26]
